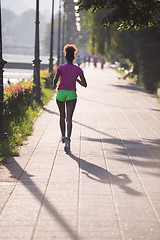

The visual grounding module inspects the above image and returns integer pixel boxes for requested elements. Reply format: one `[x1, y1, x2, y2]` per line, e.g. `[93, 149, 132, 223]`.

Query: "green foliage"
[76, 11, 90, 49]
[115, 69, 138, 83]
[136, 27, 160, 92]
[43, 0, 79, 55]
[40, 68, 56, 88]
[81, 6, 160, 93]
[0, 72, 54, 162]
[65, 0, 78, 43]
[82, 10, 107, 56]
[78, 0, 160, 30]
[157, 87, 160, 102]
[41, 88, 54, 106]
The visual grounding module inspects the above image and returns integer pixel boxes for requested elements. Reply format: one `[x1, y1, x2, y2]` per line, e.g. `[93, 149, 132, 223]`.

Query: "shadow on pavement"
[82, 137, 160, 168]
[43, 108, 113, 139]
[113, 83, 145, 92]
[43, 107, 160, 166]
[69, 153, 142, 196]
[3, 157, 80, 240]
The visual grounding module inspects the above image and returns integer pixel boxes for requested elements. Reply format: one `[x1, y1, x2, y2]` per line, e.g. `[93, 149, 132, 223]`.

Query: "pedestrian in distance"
[83, 56, 87, 67]
[76, 54, 81, 67]
[52, 44, 87, 153]
[93, 56, 97, 68]
[100, 56, 105, 70]
[87, 56, 91, 66]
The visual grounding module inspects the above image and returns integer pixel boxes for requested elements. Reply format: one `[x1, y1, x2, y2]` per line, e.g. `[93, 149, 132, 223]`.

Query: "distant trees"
[64, 0, 79, 43]
[11, 10, 35, 47]
[78, 1, 160, 93]
[2, 9, 17, 46]
[2, 8, 46, 54]
[42, 14, 59, 56]
[42, 0, 79, 56]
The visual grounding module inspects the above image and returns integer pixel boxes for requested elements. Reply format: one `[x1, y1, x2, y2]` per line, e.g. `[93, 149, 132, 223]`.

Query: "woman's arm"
[52, 69, 60, 89]
[76, 72, 87, 88]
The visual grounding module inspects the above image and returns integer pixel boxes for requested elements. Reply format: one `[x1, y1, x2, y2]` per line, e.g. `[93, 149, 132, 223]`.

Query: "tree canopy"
[78, 0, 160, 30]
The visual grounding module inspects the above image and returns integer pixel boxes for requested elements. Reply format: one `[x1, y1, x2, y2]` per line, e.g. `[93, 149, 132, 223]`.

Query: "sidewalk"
[0, 65, 160, 240]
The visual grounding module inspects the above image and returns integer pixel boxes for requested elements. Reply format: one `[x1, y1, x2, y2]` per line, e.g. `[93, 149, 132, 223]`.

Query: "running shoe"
[61, 136, 66, 143]
[64, 137, 70, 153]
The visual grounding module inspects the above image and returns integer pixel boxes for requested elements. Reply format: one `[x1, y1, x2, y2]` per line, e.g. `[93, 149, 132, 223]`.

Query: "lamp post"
[61, 2, 65, 64]
[33, 0, 41, 102]
[0, 0, 7, 139]
[49, 0, 54, 74]
[57, 0, 61, 66]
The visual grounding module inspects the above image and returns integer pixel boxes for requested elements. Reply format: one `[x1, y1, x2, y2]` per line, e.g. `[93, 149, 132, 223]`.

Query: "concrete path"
[0, 65, 160, 240]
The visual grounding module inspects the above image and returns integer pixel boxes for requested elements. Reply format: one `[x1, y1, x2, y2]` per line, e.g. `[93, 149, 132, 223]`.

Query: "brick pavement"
[0, 65, 160, 240]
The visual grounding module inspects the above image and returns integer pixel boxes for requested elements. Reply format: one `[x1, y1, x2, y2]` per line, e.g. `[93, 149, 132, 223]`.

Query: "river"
[3, 53, 51, 87]
[4, 69, 33, 87]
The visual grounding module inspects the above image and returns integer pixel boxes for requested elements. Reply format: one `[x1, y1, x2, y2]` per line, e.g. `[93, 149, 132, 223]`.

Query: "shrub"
[135, 27, 160, 93]
[40, 66, 56, 88]
[0, 71, 54, 162]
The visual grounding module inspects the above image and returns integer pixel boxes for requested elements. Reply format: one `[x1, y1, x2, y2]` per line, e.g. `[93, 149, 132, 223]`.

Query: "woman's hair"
[63, 44, 78, 62]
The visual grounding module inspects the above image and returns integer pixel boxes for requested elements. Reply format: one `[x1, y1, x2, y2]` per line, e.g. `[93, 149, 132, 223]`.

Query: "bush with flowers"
[0, 70, 55, 162]
[4, 78, 34, 118]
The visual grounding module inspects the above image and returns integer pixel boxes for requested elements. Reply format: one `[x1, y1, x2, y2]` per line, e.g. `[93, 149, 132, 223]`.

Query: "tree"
[80, 8, 160, 93]
[64, 0, 78, 43]
[42, 0, 79, 56]
[2, 8, 17, 47]
[78, 0, 160, 30]
[2, 8, 47, 54]
[42, 14, 59, 55]
[76, 12, 90, 51]
[11, 10, 46, 47]
[136, 27, 160, 92]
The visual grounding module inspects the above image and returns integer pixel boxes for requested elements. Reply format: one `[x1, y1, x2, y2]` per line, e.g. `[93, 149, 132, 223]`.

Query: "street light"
[49, 0, 54, 74]
[0, 0, 7, 139]
[61, 1, 65, 64]
[57, 0, 61, 66]
[73, 1, 81, 31]
[33, 0, 41, 102]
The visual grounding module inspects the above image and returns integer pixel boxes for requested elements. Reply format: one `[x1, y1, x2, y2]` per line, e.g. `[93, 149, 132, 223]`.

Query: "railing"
[4, 62, 48, 70]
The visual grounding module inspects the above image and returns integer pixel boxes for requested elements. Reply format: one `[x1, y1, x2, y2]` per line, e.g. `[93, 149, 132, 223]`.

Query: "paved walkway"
[0, 65, 160, 240]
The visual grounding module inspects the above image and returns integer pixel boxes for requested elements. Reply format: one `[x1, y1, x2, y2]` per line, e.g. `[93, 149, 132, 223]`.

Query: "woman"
[52, 44, 87, 153]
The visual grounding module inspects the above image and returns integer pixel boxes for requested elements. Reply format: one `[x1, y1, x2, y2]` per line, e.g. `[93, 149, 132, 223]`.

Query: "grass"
[115, 69, 138, 83]
[157, 88, 160, 103]
[115, 68, 160, 103]
[0, 87, 54, 164]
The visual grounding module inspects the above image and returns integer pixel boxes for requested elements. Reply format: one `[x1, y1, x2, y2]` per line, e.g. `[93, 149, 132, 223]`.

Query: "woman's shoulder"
[57, 64, 62, 69]
[73, 64, 83, 71]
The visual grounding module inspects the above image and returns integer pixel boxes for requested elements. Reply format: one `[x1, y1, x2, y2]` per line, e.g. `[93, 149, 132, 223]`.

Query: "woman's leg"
[66, 99, 77, 139]
[56, 99, 65, 137]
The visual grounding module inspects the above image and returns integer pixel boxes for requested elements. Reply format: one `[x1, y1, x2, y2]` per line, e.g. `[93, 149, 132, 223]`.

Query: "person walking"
[87, 56, 91, 66]
[76, 54, 81, 67]
[100, 56, 105, 70]
[52, 44, 87, 153]
[93, 56, 97, 68]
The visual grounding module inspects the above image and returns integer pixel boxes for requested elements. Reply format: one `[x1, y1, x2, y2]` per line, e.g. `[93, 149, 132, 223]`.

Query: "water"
[3, 53, 49, 64]
[3, 53, 50, 87]
[4, 69, 33, 87]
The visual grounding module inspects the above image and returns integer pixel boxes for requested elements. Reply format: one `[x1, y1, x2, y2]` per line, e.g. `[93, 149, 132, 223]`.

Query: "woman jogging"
[52, 44, 87, 153]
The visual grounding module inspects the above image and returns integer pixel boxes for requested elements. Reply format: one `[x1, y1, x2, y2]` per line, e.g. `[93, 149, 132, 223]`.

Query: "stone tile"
[0, 68, 160, 240]
[121, 221, 160, 240]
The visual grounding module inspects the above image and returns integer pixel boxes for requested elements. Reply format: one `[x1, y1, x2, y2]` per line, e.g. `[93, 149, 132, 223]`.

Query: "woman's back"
[57, 64, 83, 91]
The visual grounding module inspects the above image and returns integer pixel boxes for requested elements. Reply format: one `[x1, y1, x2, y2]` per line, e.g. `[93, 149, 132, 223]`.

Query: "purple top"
[57, 64, 83, 91]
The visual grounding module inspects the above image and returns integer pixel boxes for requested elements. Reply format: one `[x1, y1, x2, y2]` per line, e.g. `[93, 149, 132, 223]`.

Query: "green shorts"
[56, 90, 77, 102]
